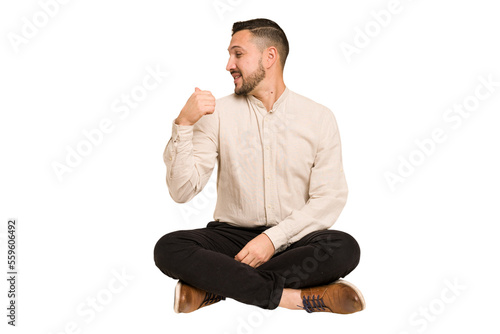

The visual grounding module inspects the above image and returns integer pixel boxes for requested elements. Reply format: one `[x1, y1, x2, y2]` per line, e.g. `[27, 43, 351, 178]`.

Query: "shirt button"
[169, 156, 172, 161]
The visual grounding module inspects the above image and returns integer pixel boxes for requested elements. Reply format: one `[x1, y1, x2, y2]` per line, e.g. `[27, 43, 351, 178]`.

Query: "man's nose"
[226, 58, 236, 72]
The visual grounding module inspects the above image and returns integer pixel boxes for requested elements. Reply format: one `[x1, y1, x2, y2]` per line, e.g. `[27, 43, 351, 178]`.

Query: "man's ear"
[264, 46, 279, 69]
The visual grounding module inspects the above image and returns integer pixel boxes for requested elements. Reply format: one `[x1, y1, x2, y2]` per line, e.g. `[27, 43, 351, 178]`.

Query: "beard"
[234, 60, 266, 96]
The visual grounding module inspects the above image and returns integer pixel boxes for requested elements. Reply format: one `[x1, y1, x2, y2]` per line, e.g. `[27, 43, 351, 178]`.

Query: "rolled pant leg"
[153, 221, 286, 309]
[258, 229, 361, 289]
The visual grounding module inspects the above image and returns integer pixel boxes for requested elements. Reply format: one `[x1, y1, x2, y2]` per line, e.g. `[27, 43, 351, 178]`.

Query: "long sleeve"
[263, 109, 348, 253]
[163, 110, 219, 203]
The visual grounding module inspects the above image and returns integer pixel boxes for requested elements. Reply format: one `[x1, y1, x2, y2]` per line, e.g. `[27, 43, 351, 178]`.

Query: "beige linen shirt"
[163, 87, 348, 253]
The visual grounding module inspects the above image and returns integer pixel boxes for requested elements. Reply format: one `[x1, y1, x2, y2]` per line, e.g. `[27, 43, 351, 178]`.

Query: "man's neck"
[251, 79, 286, 112]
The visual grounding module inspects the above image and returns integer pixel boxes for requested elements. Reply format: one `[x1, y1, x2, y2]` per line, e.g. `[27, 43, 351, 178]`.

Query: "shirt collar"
[246, 86, 289, 113]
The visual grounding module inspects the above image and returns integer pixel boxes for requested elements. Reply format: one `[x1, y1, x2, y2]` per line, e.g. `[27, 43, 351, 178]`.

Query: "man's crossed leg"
[153, 221, 364, 314]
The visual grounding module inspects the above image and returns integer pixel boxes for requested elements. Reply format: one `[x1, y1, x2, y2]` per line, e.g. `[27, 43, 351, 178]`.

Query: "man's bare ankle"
[278, 288, 302, 310]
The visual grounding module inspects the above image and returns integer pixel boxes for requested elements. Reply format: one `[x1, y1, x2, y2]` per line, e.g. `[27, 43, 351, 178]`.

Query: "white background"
[1, 0, 499, 333]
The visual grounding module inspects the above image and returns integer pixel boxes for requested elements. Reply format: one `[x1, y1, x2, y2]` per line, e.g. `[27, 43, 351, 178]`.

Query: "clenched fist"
[175, 87, 216, 126]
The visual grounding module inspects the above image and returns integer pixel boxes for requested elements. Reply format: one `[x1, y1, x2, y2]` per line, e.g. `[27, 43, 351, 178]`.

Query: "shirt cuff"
[171, 119, 194, 142]
[263, 226, 289, 254]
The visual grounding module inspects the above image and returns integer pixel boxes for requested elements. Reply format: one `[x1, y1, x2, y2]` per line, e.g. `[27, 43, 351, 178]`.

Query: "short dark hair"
[232, 18, 289, 70]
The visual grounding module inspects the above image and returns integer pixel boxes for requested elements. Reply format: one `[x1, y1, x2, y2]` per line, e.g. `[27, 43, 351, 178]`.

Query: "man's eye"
[236, 53, 242, 57]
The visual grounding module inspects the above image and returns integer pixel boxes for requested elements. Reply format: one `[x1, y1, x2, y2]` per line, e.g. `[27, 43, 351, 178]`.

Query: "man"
[154, 18, 365, 314]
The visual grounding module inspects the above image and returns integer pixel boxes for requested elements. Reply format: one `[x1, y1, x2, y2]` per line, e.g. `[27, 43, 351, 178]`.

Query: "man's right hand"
[174, 88, 216, 126]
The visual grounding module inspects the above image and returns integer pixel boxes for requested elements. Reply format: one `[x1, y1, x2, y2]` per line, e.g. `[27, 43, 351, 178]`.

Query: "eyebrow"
[227, 46, 245, 52]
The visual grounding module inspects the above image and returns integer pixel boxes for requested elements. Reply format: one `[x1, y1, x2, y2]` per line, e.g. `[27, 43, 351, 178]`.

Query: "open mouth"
[231, 72, 242, 84]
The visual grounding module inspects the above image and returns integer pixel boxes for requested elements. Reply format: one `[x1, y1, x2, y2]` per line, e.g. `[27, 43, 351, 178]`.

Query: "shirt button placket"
[263, 113, 273, 224]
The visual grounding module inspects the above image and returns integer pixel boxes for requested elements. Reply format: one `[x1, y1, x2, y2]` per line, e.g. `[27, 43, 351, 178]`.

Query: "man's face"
[226, 30, 266, 96]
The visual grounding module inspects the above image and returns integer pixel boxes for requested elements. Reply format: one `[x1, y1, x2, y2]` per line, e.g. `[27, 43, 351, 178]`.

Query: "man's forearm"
[164, 120, 197, 202]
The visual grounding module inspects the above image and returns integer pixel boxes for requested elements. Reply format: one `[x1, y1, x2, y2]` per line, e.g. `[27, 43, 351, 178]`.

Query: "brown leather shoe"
[174, 281, 225, 313]
[299, 279, 365, 314]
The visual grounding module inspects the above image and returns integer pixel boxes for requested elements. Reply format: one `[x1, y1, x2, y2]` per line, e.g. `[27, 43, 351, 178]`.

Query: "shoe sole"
[335, 279, 366, 311]
[174, 281, 182, 313]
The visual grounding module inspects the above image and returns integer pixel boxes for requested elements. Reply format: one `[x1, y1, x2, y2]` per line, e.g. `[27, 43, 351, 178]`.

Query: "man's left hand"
[234, 233, 275, 268]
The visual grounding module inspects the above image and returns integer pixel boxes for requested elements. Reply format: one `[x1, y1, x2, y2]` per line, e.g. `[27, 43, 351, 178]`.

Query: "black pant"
[153, 221, 360, 309]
